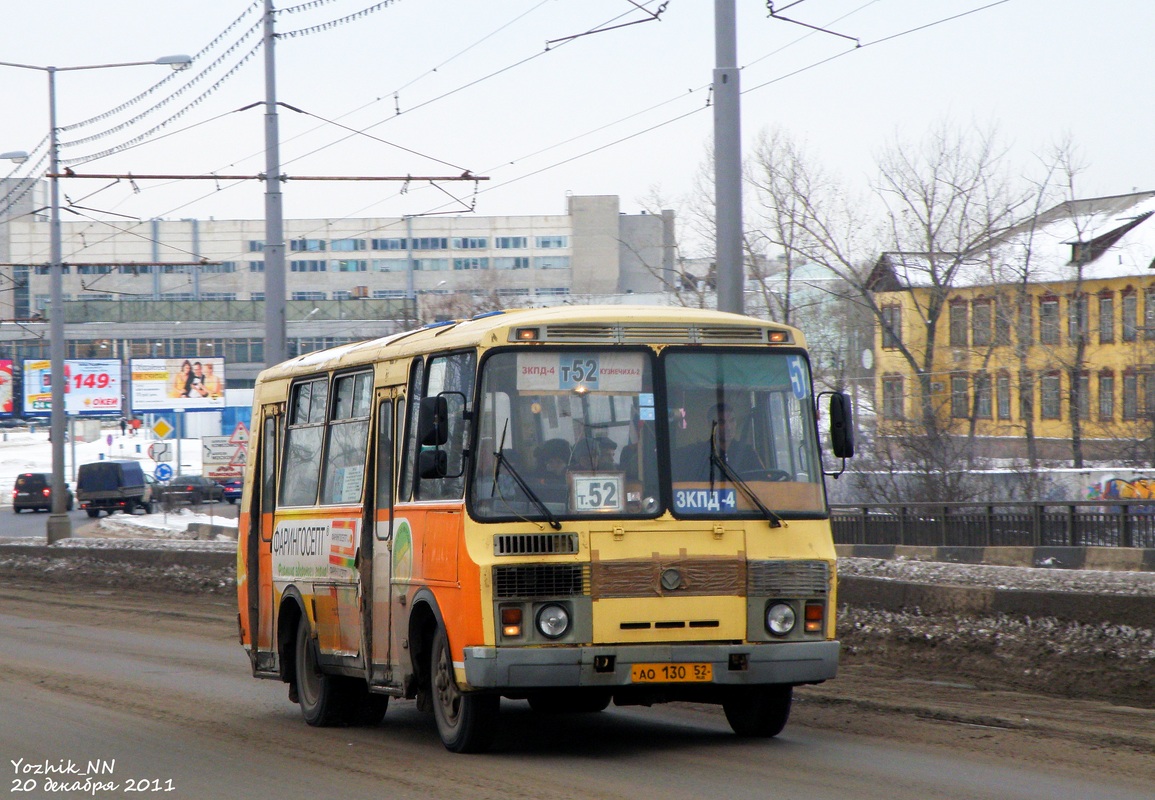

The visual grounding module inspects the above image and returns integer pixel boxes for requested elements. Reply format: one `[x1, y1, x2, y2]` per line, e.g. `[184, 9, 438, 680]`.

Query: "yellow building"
[869, 191, 1155, 461]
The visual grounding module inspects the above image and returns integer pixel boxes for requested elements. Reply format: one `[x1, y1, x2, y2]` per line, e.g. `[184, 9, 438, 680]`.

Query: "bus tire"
[295, 616, 354, 726]
[723, 685, 792, 738]
[431, 626, 498, 753]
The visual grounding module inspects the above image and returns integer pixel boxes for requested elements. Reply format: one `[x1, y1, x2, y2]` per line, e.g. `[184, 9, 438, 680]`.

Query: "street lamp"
[0, 54, 191, 543]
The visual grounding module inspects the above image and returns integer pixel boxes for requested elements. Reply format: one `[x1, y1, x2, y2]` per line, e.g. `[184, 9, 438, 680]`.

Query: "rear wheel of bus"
[431, 626, 498, 753]
[722, 685, 793, 737]
[294, 617, 387, 726]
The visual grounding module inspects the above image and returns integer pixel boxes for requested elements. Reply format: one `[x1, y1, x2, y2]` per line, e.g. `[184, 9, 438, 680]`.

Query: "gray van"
[76, 460, 154, 517]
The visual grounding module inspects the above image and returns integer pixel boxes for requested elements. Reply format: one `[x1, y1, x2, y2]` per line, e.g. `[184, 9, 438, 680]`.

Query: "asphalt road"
[0, 584, 1150, 800]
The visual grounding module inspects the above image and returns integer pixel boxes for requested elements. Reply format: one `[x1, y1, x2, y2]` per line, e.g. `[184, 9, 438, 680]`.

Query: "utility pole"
[263, 0, 287, 367]
[714, 0, 743, 315]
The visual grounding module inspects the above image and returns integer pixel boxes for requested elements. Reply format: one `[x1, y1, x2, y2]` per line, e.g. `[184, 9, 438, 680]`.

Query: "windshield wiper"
[710, 425, 785, 528]
[492, 424, 561, 531]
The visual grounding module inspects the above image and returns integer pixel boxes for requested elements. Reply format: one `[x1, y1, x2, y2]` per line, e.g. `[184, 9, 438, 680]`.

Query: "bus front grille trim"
[747, 560, 829, 596]
[493, 564, 591, 599]
[494, 532, 580, 556]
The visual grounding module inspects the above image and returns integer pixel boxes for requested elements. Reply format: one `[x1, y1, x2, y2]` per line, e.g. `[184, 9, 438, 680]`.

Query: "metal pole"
[46, 66, 71, 542]
[713, 0, 743, 315]
[262, 0, 288, 366]
[406, 216, 416, 325]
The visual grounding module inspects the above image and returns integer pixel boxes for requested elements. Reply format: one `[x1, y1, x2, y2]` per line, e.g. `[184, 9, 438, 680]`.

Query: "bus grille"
[494, 532, 580, 556]
[540, 323, 780, 345]
[747, 560, 829, 597]
[493, 564, 590, 599]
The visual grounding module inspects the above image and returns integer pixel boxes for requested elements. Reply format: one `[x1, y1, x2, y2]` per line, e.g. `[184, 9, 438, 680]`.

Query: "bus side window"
[417, 352, 476, 501]
[281, 376, 328, 506]
[398, 360, 424, 503]
[375, 398, 393, 536]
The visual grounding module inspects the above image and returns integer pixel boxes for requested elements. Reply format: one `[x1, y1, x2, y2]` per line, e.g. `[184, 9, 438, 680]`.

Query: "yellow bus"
[237, 305, 853, 752]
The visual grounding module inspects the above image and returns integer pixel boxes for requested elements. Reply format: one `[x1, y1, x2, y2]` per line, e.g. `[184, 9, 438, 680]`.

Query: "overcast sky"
[1, 0, 1148, 256]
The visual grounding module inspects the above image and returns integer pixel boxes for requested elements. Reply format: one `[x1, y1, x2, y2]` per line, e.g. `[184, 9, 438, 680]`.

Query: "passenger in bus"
[533, 438, 572, 503]
[570, 432, 618, 471]
[619, 414, 658, 482]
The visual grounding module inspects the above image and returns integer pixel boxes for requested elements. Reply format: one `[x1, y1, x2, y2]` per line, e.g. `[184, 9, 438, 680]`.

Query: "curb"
[836, 544, 1155, 572]
[838, 575, 1155, 628]
[0, 543, 234, 570]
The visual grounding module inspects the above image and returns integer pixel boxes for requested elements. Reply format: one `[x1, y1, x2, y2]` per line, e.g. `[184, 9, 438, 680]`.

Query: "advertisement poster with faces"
[22, 359, 122, 416]
[130, 358, 226, 411]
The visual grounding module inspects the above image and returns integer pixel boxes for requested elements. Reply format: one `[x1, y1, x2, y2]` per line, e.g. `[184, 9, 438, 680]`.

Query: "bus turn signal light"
[501, 606, 523, 638]
[804, 602, 824, 633]
[514, 327, 539, 341]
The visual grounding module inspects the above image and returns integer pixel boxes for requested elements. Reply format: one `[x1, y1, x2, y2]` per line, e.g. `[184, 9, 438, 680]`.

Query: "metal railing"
[831, 501, 1155, 548]
[59, 298, 414, 324]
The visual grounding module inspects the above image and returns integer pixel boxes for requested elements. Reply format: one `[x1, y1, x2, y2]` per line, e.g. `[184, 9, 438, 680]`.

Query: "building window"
[950, 374, 969, 418]
[971, 300, 993, 347]
[452, 237, 488, 249]
[415, 258, 449, 271]
[1068, 293, 1088, 343]
[1146, 373, 1155, 420]
[1146, 288, 1155, 341]
[994, 298, 1011, 345]
[250, 292, 265, 301]
[290, 238, 326, 252]
[1075, 371, 1090, 420]
[1019, 371, 1034, 421]
[201, 262, 238, 273]
[77, 265, 113, 275]
[201, 292, 237, 301]
[1122, 290, 1137, 341]
[949, 301, 968, 347]
[1039, 296, 1060, 345]
[495, 236, 527, 249]
[1123, 372, 1138, 420]
[1099, 372, 1115, 420]
[371, 238, 407, 250]
[248, 240, 265, 252]
[974, 372, 992, 418]
[1040, 372, 1062, 420]
[290, 260, 327, 272]
[881, 376, 904, 420]
[494, 256, 530, 270]
[330, 238, 366, 252]
[534, 255, 571, 270]
[411, 237, 448, 250]
[536, 287, 570, 296]
[453, 257, 489, 270]
[373, 289, 408, 299]
[249, 261, 265, 272]
[1017, 297, 1032, 345]
[292, 291, 327, 301]
[536, 235, 568, 249]
[880, 305, 901, 349]
[1099, 292, 1114, 344]
[373, 258, 408, 272]
[334, 259, 368, 272]
[996, 373, 1011, 420]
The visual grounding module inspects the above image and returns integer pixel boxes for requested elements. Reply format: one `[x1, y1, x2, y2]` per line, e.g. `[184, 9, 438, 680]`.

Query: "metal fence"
[831, 501, 1155, 548]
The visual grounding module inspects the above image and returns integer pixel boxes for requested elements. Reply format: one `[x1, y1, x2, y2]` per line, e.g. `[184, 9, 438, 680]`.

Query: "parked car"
[157, 475, 224, 505]
[12, 472, 73, 513]
[217, 478, 242, 504]
[76, 460, 153, 517]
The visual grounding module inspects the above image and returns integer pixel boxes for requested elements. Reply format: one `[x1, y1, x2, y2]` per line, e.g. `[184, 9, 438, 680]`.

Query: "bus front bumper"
[462, 640, 839, 690]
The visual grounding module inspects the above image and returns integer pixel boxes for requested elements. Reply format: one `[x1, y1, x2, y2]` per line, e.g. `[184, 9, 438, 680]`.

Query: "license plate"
[630, 663, 713, 683]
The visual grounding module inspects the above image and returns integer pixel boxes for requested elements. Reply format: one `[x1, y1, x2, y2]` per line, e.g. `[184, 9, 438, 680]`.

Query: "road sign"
[148, 442, 173, 463]
[152, 418, 174, 439]
[202, 434, 247, 477]
[154, 463, 173, 481]
[229, 421, 249, 444]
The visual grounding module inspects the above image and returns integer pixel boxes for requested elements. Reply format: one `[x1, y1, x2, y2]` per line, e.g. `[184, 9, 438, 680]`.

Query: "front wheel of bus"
[431, 626, 498, 753]
[723, 685, 793, 737]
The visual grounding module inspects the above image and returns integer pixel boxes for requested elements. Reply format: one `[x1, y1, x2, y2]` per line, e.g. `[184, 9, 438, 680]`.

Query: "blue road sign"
[154, 463, 173, 482]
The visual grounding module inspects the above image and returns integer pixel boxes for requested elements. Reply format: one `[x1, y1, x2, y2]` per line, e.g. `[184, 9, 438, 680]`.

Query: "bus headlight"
[536, 604, 570, 639]
[765, 602, 796, 636]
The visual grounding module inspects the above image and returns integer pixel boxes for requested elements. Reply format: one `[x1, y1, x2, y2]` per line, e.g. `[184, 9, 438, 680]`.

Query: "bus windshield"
[469, 347, 826, 522]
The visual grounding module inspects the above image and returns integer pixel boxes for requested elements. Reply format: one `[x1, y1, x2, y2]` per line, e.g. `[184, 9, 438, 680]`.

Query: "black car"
[156, 475, 224, 505]
[13, 472, 73, 513]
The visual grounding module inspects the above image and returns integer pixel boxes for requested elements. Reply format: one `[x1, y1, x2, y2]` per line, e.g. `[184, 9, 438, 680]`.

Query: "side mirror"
[829, 392, 855, 459]
[418, 395, 449, 446]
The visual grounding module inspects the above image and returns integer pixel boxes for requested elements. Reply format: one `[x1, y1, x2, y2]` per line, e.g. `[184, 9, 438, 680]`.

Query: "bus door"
[252, 404, 282, 674]
[367, 390, 399, 686]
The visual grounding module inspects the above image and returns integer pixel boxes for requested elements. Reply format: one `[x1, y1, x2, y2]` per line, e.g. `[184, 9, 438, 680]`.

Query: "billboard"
[0, 360, 11, 416]
[130, 358, 226, 412]
[22, 359, 122, 416]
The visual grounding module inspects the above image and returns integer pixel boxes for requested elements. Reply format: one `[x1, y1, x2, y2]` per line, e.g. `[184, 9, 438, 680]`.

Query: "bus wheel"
[723, 685, 793, 737]
[295, 616, 353, 726]
[430, 626, 498, 753]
